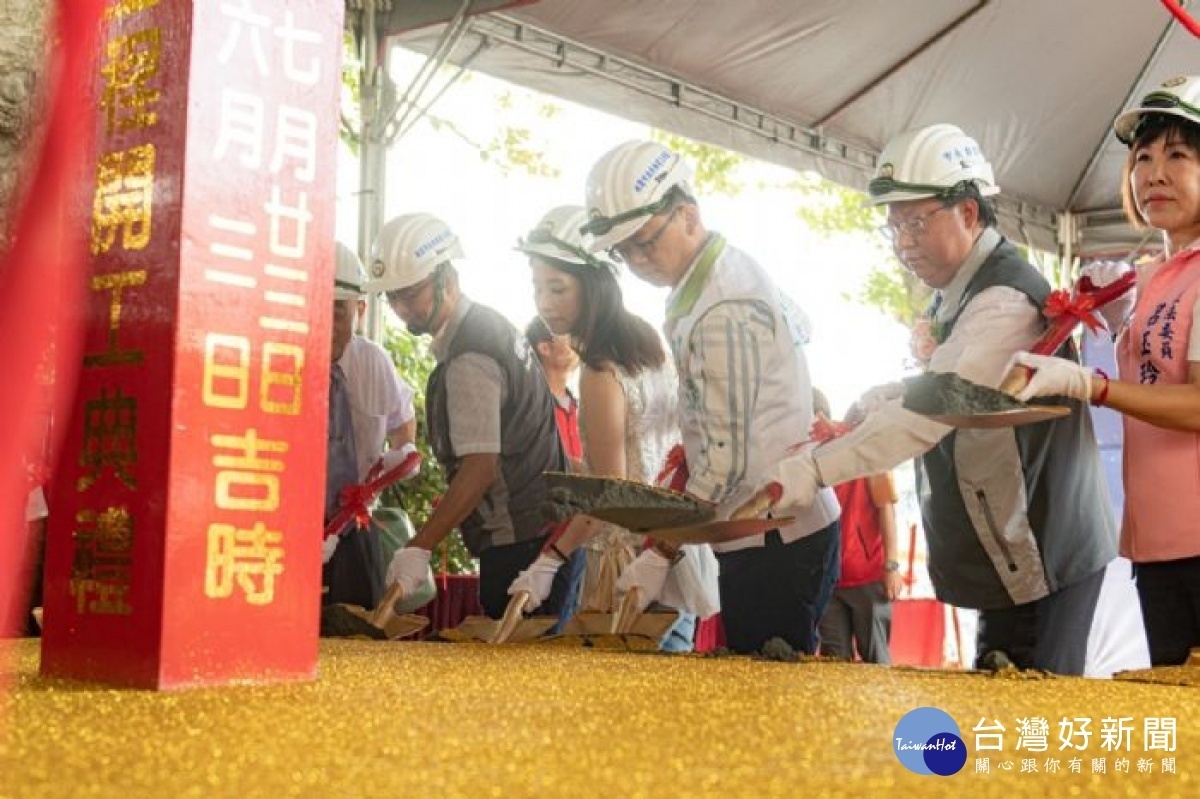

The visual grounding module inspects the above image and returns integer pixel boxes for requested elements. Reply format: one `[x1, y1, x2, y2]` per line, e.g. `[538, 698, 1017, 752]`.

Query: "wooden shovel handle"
[490, 590, 531, 644]
[999, 365, 1033, 397]
[612, 587, 642, 635]
[368, 582, 406, 629]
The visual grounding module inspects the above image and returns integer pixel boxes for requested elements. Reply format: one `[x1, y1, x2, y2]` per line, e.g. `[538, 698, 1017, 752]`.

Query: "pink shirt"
[1117, 248, 1200, 562]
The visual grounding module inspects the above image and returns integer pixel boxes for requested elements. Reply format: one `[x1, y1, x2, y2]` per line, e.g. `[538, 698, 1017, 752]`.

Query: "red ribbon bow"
[324, 451, 422, 539]
[809, 415, 852, 443]
[784, 414, 853, 455]
[655, 443, 690, 492]
[1042, 289, 1103, 335]
[1029, 270, 1137, 356]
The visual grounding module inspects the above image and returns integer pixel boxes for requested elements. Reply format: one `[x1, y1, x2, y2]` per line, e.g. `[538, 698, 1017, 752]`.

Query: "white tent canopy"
[389, 0, 1200, 261]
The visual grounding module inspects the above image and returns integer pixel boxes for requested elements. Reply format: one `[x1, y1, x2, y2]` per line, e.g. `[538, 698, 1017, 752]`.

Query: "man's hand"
[380, 443, 421, 479]
[616, 549, 672, 613]
[845, 382, 905, 425]
[1081, 260, 1135, 333]
[507, 553, 563, 612]
[883, 570, 905, 602]
[734, 447, 823, 517]
[386, 546, 433, 596]
[1007, 352, 1092, 402]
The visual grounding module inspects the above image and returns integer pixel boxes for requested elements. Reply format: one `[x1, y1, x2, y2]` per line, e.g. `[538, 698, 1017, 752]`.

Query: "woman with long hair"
[1013, 75, 1200, 665]
[507, 205, 718, 650]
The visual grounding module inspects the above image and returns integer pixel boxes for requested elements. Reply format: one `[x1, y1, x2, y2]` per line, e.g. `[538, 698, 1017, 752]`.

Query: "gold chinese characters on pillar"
[42, 0, 344, 689]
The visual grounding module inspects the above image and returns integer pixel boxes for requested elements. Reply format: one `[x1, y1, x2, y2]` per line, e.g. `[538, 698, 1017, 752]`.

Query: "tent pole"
[358, 0, 389, 342]
[1057, 212, 1076, 285]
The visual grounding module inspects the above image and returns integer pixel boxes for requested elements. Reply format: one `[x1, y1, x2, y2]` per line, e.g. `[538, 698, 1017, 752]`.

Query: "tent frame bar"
[480, 12, 878, 175]
[465, 12, 1060, 250]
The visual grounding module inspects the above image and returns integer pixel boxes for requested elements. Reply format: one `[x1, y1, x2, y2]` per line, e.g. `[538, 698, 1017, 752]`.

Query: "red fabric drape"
[1, 1, 104, 637]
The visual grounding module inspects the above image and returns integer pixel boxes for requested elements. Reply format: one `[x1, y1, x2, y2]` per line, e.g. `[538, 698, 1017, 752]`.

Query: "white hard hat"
[368, 212, 463, 293]
[868, 124, 999, 205]
[516, 204, 614, 271]
[334, 242, 366, 300]
[582, 140, 694, 251]
[1114, 75, 1200, 146]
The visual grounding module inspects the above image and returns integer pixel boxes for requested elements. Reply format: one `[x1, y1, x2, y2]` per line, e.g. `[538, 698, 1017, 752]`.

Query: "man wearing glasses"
[582, 140, 841, 655]
[743, 124, 1119, 675]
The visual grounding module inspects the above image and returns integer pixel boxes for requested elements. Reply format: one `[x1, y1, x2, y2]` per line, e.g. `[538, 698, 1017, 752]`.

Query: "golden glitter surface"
[1, 639, 1197, 798]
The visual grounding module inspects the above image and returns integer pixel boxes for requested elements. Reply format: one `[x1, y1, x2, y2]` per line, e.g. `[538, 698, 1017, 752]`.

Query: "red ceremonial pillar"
[40, 0, 344, 688]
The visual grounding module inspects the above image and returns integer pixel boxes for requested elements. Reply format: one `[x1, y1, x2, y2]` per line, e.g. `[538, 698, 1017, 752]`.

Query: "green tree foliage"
[855, 267, 932, 330]
[339, 30, 364, 156]
[651, 131, 745, 196]
[378, 325, 475, 574]
[789, 171, 930, 327]
[476, 91, 562, 178]
[340, 28, 561, 180]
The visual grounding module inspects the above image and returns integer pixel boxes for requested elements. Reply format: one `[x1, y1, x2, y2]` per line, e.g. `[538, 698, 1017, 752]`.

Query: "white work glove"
[1007, 352, 1092, 402]
[379, 442, 420, 479]
[1081, 260, 1135, 334]
[616, 549, 672, 613]
[321, 534, 340, 564]
[507, 553, 563, 612]
[751, 446, 822, 512]
[386, 546, 433, 596]
[845, 381, 905, 426]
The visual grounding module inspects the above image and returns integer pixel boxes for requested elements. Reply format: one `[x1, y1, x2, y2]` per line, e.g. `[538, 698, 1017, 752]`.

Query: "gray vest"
[427, 303, 565, 554]
[918, 240, 1117, 610]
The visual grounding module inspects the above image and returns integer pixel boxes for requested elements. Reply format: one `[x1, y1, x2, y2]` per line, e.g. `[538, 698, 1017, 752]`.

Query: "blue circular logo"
[893, 707, 967, 776]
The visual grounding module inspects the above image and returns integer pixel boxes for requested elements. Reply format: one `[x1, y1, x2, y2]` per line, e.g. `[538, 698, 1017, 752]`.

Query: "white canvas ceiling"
[391, 0, 1200, 260]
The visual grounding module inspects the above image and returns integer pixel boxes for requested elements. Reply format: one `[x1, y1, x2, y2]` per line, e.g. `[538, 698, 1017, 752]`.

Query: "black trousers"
[322, 522, 387, 610]
[715, 521, 841, 654]
[1134, 556, 1200, 666]
[478, 534, 585, 626]
[974, 566, 1105, 675]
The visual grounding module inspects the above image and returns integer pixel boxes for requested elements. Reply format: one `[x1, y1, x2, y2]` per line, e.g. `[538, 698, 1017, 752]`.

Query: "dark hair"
[1121, 114, 1200, 228]
[538, 257, 665, 375]
[524, 315, 554, 348]
[941, 182, 997, 228]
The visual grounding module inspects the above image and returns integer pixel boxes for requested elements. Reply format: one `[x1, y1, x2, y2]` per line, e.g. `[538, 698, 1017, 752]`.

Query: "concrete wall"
[0, 0, 49, 246]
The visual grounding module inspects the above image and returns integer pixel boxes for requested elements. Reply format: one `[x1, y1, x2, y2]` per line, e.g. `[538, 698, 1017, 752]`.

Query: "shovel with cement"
[902, 372, 1071, 429]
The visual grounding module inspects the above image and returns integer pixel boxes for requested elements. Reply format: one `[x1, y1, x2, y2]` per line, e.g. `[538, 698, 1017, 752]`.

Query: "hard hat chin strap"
[410, 263, 449, 336]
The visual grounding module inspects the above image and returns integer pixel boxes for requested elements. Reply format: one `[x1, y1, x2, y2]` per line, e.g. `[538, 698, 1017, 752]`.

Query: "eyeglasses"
[609, 207, 680, 264]
[520, 227, 609, 270]
[877, 205, 952, 243]
[385, 273, 435, 307]
[580, 190, 676, 239]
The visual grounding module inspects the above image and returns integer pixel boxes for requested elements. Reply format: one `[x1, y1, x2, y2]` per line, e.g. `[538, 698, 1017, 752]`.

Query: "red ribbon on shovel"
[323, 450, 422, 539]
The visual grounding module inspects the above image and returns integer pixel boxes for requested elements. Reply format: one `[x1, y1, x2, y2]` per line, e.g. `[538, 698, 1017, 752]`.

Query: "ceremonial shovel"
[327, 582, 430, 640]
[911, 270, 1137, 429]
[476, 514, 607, 644]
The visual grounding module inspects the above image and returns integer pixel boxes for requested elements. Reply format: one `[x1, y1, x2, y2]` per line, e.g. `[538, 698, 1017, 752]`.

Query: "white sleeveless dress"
[578, 361, 680, 611]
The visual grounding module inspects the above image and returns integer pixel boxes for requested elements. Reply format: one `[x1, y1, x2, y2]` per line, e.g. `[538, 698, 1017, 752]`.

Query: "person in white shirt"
[322, 243, 418, 611]
[580, 141, 841, 655]
[333, 243, 417, 475]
